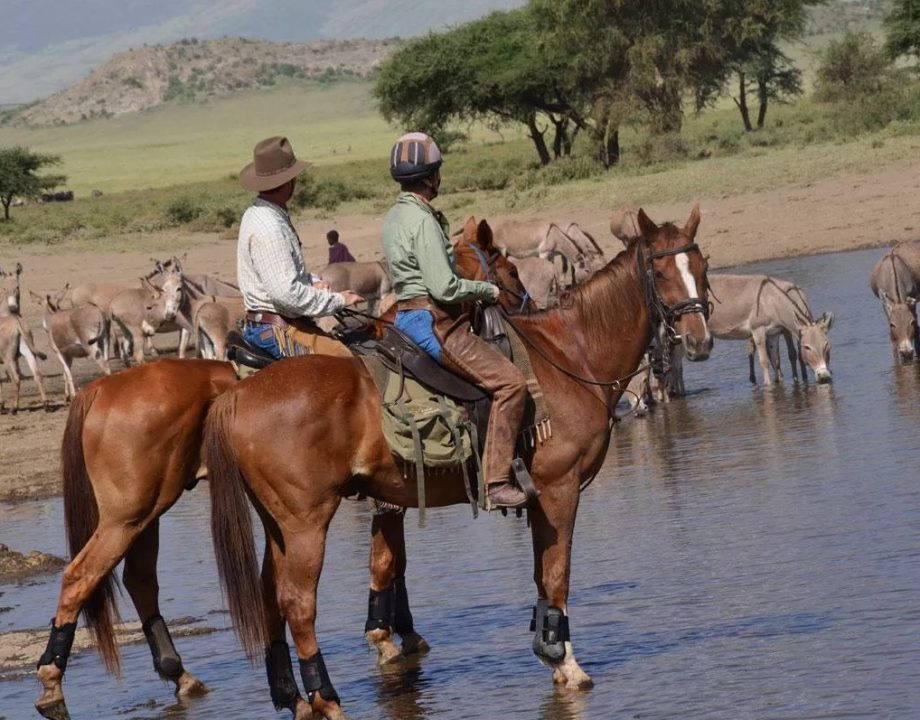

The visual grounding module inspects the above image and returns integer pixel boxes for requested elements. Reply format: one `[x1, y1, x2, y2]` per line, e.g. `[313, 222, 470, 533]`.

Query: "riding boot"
[432, 307, 529, 510]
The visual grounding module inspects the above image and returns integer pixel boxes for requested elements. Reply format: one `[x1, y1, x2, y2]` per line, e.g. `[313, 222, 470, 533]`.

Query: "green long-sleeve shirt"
[381, 192, 495, 304]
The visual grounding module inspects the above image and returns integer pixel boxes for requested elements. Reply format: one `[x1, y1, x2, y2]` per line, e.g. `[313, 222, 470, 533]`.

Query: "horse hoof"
[400, 632, 430, 657]
[35, 698, 71, 720]
[176, 671, 210, 698]
[376, 642, 403, 666]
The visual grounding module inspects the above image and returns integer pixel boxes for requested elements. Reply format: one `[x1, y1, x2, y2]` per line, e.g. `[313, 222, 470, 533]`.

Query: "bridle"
[640, 241, 710, 345]
[462, 242, 531, 312]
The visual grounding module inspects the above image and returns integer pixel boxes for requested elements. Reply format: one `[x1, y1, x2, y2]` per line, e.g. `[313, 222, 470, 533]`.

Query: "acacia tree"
[0, 147, 66, 220]
[374, 9, 586, 166]
[885, 0, 920, 60]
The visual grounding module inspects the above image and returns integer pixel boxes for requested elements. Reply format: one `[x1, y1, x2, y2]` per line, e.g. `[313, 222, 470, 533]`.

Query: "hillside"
[0, 0, 525, 104]
[15, 37, 398, 126]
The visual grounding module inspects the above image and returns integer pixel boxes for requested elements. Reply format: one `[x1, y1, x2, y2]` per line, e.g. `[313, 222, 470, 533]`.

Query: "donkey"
[202, 208, 710, 720]
[493, 219, 605, 283]
[708, 273, 834, 385]
[0, 314, 50, 413]
[318, 261, 391, 313]
[0, 262, 22, 315]
[31, 288, 111, 401]
[109, 267, 183, 367]
[870, 246, 919, 363]
[194, 297, 246, 361]
[509, 255, 563, 309]
[33, 218, 531, 720]
[609, 204, 642, 246]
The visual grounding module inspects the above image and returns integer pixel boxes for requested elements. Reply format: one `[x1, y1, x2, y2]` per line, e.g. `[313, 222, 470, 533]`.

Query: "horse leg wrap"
[37, 620, 77, 672]
[365, 586, 395, 633]
[530, 600, 569, 663]
[299, 651, 340, 705]
[393, 577, 415, 635]
[264, 640, 301, 711]
[142, 614, 184, 681]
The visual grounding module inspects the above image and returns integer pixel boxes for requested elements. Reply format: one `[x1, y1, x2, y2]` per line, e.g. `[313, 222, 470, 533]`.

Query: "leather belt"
[245, 311, 290, 328]
[396, 297, 432, 311]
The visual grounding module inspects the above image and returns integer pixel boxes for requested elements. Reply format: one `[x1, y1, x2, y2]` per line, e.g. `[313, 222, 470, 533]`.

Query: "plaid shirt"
[237, 198, 344, 318]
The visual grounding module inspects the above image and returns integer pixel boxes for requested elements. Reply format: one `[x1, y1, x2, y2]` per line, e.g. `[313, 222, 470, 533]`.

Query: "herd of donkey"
[0, 204, 917, 416]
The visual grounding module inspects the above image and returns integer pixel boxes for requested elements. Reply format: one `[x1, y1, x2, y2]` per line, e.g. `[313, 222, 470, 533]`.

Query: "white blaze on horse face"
[675, 252, 698, 299]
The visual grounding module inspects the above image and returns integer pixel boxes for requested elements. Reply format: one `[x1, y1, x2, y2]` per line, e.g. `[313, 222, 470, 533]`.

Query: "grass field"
[0, 79, 514, 195]
[2, 64, 920, 250]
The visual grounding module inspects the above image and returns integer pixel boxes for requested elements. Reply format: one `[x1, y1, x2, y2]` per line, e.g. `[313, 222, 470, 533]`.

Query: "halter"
[463, 242, 531, 312]
[641, 241, 710, 345]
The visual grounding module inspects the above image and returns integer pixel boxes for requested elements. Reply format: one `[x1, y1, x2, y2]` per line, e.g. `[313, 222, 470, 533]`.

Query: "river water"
[2, 247, 919, 719]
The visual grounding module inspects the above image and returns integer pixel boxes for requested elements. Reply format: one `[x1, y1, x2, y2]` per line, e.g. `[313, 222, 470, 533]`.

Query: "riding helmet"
[389, 132, 442, 183]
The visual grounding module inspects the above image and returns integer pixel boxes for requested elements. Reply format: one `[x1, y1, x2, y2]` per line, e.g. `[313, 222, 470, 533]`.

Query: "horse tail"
[205, 391, 266, 661]
[62, 384, 122, 674]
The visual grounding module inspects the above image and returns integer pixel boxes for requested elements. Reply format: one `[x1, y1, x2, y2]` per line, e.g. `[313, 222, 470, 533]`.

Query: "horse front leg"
[365, 510, 430, 665]
[122, 519, 209, 700]
[529, 478, 593, 690]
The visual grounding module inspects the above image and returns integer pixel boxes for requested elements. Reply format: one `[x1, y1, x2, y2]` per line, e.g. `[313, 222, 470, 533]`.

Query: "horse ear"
[462, 216, 477, 241]
[636, 209, 657, 240]
[477, 219, 494, 250]
[684, 204, 701, 240]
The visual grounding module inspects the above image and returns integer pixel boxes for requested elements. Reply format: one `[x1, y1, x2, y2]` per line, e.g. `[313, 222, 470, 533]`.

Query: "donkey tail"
[62, 384, 123, 674]
[205, 391, 266, 661]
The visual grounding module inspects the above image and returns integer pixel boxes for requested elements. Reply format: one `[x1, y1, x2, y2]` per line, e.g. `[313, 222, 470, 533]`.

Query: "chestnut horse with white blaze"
[33, 217, 526, 720]
[204, 207, 711, 720]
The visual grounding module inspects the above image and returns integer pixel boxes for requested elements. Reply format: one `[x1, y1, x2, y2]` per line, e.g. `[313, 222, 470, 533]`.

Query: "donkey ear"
[29, 290, 42, 302]
[636, 209, 657, 240]
[818, 311, 835, 331]
[908, 297, 917, 308]
[684, 204, 702, 240]
[477, 219, 494, 250]
[16, 262, 23, 275]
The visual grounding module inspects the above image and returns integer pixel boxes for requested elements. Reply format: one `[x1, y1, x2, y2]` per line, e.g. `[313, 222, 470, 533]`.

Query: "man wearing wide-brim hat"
[237, 136, 362, 359]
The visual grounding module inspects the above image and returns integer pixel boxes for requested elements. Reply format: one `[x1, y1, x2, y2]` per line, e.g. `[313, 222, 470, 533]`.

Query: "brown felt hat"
[239, 136, 309, 192]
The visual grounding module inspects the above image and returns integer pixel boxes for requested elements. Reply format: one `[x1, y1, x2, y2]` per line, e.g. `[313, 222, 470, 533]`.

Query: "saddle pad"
[360, 356, 474, 469]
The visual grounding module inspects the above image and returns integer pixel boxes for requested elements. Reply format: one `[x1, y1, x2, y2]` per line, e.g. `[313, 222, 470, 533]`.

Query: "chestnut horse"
[203, 207, 711, 720]
[33, 217, 528, 720]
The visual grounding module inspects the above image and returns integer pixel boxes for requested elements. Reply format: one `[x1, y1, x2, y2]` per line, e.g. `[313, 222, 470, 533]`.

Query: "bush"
[632, 134, 692, 166]
[165, 197, 204, 225]
[291, 174, 370, 211]
[814, 32, 893, 103]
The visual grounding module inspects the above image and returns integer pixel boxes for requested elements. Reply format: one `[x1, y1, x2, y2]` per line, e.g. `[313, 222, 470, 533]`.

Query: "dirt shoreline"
[1, 158, 918, 505]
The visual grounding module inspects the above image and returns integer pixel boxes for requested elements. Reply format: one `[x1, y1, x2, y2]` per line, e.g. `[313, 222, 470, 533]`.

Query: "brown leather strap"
[246, 311, 289, 328]
[396, 297, 432, 311]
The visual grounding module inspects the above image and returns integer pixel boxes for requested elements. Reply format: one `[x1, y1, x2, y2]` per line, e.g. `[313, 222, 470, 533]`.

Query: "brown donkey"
[34, 218, 527, 720]
[204, 207, 711, 720]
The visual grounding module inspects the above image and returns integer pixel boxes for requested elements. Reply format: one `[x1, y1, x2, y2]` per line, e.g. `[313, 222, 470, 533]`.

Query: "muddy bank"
[0, 617, 217, 674]
[0, 544, 65, 584]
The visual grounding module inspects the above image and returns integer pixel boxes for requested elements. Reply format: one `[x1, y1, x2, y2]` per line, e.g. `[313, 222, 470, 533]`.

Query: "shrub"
[165, 197, 204, 225]
[814, 32, 893, 103]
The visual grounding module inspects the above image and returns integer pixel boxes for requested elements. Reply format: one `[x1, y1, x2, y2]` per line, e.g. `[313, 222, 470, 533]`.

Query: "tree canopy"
[0, 147, 66, 220]
[885, 0, 920, 60]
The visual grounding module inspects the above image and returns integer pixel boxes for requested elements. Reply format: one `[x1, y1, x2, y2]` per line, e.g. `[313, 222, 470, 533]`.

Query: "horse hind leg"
[278, 519, 350, 720]
[122, 519, 208, 699]
[365, 511, 429, 665]
[36, 522, 143, 720]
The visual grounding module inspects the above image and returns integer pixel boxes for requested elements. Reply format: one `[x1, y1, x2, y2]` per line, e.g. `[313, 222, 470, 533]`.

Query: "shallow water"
[2, 247, 920, 719]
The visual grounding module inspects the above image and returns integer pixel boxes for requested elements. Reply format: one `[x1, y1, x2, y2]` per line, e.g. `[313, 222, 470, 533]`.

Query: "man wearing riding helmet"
[381, 132, 529, 510]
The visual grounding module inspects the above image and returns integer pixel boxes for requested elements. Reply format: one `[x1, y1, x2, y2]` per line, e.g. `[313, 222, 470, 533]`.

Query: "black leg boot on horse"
[365, 511, 430, 664]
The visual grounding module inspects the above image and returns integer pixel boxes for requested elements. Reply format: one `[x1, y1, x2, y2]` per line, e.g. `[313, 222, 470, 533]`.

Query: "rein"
[500, 239, 707, 393]
[462, 241, 531, 312]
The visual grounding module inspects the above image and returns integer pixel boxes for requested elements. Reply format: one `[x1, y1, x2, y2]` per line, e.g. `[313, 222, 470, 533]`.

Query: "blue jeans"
[243, 322, 282, 359]
[395, 310, 442, 363]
